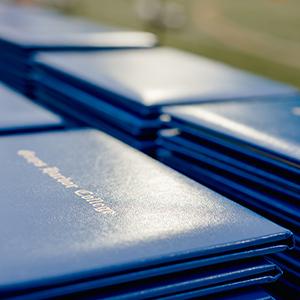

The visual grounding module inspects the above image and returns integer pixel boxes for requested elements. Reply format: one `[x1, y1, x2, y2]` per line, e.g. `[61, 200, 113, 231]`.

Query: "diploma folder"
[0, 24, 157, 95]
[33, 48, 297, 151]
[34, 48, 297, 115]
[162, 97, 300, 168]
[0, 129, 293, 298]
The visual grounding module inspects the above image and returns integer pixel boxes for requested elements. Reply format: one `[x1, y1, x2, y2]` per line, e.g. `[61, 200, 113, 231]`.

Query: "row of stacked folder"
[0, 3, 299, 299]
[0, 2, 156, 97]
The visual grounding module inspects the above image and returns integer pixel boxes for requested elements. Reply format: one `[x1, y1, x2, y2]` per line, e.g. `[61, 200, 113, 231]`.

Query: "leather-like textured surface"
[164, 96, 300, 163]
[35, 47, 297, 109]
[0, 83, 64, 132]
[0, 129, 292, 291]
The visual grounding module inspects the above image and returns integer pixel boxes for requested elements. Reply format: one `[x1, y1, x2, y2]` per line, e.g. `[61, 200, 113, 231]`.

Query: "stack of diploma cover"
[0, 129, 294, 299]
[0, 5, 157, 96]
[0, 83, 68, 135]
[32, 47, 297, 152]
[157, 96, 300, 297]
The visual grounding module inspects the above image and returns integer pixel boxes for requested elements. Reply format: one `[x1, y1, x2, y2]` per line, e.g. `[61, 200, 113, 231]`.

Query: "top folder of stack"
[0, 129, 294, 299]
[0, 3, 157, 96]
[33, 47, 298, 152]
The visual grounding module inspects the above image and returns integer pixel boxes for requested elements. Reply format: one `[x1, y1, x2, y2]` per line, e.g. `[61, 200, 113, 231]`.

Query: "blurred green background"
[19, 0, 300, 87]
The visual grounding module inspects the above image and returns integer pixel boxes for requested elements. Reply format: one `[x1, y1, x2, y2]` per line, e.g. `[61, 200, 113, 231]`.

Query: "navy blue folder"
[33, 47, 297, 151]
[162, 96, 300, 177]
[0, 11, 157, 95]
[34, 47, 297, 115]
[0, 129, 293, 298]
[0, 83, 65, 134]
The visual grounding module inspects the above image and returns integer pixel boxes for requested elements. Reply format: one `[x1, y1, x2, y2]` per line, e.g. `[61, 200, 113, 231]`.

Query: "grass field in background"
[46, 0, 300, 88]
